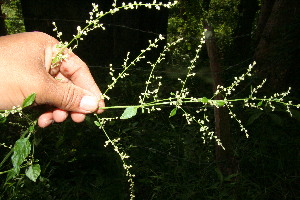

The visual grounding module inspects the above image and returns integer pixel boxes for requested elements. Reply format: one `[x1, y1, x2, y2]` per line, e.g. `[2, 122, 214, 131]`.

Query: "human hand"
[0, 32, 105, 128]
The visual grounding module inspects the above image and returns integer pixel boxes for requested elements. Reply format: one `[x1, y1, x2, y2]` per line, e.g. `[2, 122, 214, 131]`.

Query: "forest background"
[0, 0, 299, 199]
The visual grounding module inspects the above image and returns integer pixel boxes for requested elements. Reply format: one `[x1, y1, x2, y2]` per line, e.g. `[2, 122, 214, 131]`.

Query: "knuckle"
[61, 85, 80, 111]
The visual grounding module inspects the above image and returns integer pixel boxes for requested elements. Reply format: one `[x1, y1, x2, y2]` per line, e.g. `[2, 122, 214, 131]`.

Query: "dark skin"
[0, 32, 105, 127]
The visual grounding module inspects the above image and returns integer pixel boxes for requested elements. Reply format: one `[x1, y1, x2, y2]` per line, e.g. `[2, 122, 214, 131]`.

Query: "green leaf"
[11, 138, 31, 174]
[94, 121, 101, 127]
[6, 169, 18, 182]
[224, 173, 239, 182]
[0, 115, 6, 123]
[22, 93, 36, 108]
[169, 108, 177, 118]
[257, 101, 263, 107]
[214, 167, 223, 183]
[199, 97, 209, 103]
[6, 137, 31, 182]
[120, 107, 137, 119]
[246, 112, 263, 126]
[215, 100, 226, 107]
[25, 164, 41, 182]
[28, 124, 35, 133]
[187, 43, 191, 50]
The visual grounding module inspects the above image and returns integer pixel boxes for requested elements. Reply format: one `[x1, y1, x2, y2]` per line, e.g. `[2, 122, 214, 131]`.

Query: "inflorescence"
[47, 0, 300, 199]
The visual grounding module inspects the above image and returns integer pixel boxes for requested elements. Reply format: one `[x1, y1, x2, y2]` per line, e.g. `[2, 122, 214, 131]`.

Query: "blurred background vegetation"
[0, 0, 299, 199]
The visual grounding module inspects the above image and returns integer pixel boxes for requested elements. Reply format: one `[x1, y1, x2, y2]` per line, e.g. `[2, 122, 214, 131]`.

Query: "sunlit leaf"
[22, 93, 36, 108]
[25, 164, 41, 182]
[215, 100, 226, 107]
[199, 97, 208, 103]
[94, 121, 101, 127]
[120, 107, 137, 119]
[169, 108, 177, 118]
[11, 138, 31, 174]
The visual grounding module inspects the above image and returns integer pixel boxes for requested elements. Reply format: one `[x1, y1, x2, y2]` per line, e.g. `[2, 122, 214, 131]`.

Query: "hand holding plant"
[0, 32, 105, 127]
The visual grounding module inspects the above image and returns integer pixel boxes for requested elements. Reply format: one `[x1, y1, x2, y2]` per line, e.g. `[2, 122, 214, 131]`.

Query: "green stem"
[98, 96, 293, 111]
[103, 50, 146, 95]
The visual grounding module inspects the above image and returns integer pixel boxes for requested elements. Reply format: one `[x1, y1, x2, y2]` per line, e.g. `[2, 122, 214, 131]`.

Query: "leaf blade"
[199, 97, 208, 103]
[25, 164, 41, 182]
[120, 107, 138, 119]
[215, 100, 226, 107]
[22, 93, 36, 108]
[11, 138, 31, 173]
[169, 108, 177, 118]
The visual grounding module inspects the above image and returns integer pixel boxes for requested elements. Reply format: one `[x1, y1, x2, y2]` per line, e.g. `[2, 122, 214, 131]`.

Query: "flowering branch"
[51, 1, 178, 68]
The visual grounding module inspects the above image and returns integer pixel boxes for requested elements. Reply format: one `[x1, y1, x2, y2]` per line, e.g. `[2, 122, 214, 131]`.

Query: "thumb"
[39, 80, 100, 113]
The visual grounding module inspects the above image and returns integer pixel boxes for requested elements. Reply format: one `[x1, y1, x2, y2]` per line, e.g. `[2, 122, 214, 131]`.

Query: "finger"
[59, 53, 101, 95]
[58, 53, 105, 113]
[38, 112, 54, 128]
[70, 112, 86, 123]
[53, 70, 103, 112]
[52, 109, 69, 122]
[98, 99, 105, 114]
[38, 78, 99, 113]
[54, 73, 70, 83]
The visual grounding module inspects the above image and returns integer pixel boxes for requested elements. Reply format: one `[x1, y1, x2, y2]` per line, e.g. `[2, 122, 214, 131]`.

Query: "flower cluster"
[139, 37, 183, 109]
[174, 33, 205, 107]
[211, 61, 296, 138]
[179, 40, 204, 93]
[104, 34, 165, 96]
[214, 61, 256, 97]
[0, 142, 12, 149]
[51, 1, 178, 70]
[119, 0, 178, 10]
[95, 115, 135, 200]
[0, 106, 22, 119]
[181, 107, 225, 149]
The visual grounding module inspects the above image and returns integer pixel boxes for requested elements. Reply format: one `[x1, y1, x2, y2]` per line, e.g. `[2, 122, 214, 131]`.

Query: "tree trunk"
[232, 0, 259, 60]
[255, 0, 300, 93]
[204, 23, 236, 176]
[0, 1, 7, 36]
[255, 0, 276, 42]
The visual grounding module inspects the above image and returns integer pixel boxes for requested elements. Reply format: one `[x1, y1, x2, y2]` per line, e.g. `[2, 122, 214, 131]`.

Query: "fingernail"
[80, 96, 98, 112]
